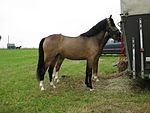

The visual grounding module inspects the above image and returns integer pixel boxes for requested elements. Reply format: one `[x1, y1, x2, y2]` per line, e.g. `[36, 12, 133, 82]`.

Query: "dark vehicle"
[102, 39, 122, 54]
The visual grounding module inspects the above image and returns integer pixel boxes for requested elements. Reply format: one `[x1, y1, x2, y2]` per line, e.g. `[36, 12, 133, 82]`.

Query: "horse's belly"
[60, 37, 97, 60]
[63, 53, 86, 60]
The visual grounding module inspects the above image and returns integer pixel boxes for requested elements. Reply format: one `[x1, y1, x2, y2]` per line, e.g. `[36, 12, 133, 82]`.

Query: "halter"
[106, 18, 119, 36]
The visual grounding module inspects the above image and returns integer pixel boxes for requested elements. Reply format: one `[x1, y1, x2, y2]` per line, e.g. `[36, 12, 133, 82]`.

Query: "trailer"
[120, 0, 150, 78]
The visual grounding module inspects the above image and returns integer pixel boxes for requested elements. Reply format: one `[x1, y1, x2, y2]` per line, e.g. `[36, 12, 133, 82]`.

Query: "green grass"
[0, 49, 150, 113]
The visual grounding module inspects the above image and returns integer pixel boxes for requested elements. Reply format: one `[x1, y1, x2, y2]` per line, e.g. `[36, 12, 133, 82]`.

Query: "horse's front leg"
[85, 60, 93, 90]
[92, 58, 99, 82]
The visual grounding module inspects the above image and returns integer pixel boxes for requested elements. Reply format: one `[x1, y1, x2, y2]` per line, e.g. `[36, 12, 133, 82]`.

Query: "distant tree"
[0, 35, 1, 40]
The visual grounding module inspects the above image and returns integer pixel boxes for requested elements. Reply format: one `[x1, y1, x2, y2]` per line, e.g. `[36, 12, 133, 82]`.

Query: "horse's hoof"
[56, 79, 60, 83]
[50, 82, 56, 89]
[87, 85, 93, 90]
[93, 76, 99, 82]
[41, 87, 45, 91]
[50, 82, 53, 86]
[96, 78, 99, 82]
[90, 88, 94, 92]
[53, 85, 56, 89]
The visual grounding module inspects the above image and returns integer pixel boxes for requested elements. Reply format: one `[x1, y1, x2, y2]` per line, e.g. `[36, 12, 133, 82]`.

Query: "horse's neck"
[95, 31, 106, 44]
[95, 31, 110, 50]
[101, 34, 110, 48]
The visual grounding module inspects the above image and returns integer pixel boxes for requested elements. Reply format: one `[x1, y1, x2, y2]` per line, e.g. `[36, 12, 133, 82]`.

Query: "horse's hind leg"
[39, 73, 45, 91]
[39, 65, 48, 91]
[54, 57, 64, 83]
[48, 65, 56, 88]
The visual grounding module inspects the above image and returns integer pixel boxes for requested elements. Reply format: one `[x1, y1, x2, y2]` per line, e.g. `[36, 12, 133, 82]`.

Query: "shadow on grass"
[130, 79, 150, 91]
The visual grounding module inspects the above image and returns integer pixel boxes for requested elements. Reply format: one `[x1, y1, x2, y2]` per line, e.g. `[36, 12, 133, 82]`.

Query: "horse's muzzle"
[116, 30, 121, 37]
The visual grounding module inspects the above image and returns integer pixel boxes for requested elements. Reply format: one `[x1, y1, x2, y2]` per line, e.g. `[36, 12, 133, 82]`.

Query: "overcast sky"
[0, 0, 121, 48]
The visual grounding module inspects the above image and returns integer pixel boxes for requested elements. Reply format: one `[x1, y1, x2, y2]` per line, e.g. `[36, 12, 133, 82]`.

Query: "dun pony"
[37, 15, 121, 91]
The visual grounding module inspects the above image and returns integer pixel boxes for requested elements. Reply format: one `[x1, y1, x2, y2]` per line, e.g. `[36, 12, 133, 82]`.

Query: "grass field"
[0, 49, 150, 113]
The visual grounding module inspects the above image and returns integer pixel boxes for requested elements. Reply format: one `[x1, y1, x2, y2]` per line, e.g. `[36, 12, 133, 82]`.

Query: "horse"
[50, 32, 113, 87]
[16, 46, 22, 49]
[37, 15, 121, 91]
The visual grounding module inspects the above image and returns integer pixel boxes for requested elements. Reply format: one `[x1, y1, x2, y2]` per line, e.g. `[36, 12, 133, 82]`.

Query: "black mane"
[80, 19, 107, 37]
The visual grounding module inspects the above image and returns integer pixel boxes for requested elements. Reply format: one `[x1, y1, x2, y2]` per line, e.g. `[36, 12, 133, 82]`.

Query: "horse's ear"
[109, 15, 112, 19]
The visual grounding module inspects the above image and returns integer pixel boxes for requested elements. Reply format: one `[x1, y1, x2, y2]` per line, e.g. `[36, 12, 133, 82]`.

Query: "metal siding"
[121, 14, 150, 77]
[143, 15, 150, 57]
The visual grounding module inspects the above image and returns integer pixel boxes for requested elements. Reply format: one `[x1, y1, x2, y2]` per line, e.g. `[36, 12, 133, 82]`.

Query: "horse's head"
[106, 15, 121, 40]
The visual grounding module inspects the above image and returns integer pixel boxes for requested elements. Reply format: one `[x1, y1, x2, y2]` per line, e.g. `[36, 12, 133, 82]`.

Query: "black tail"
[36, 38, 45, 81]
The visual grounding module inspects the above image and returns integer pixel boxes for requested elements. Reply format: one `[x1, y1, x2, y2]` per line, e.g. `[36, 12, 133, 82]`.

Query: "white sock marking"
[50, 81, 56, 89]
[54, 71, 60, 83]
[39, 81, 45, 91]
[92, 74, 99, 82]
